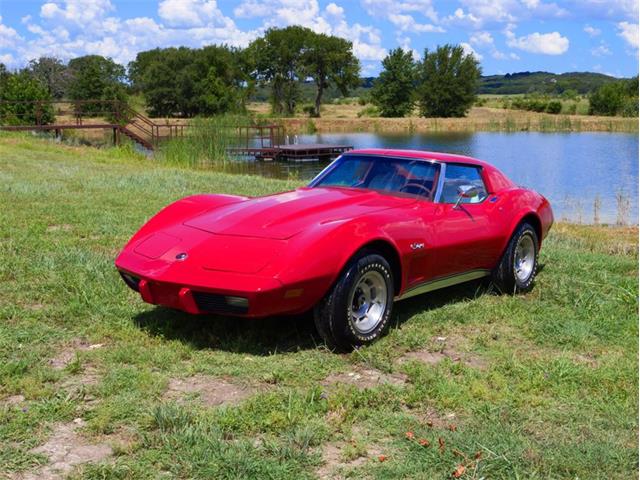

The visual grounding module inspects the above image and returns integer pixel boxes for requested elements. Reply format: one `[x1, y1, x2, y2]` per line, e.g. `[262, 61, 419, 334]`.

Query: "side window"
[440, 165, 488, 204]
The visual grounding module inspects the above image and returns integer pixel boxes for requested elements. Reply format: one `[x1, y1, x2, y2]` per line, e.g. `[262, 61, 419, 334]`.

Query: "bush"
[546, 100, 562, 114]
[589, 82, 626, 116]
[357, 105, 380, 117]
[0, 72, 54, 125]
[621, 97, 639, 117]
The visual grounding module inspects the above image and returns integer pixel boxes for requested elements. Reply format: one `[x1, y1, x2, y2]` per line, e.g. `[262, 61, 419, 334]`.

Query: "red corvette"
[116, 149, 553, 350]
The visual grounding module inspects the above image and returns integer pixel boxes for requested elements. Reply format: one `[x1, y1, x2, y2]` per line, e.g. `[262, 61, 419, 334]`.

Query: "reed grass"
[157, 115, 252, 168]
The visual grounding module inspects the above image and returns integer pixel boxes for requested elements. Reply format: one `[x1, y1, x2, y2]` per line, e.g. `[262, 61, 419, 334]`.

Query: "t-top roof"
[346, 148, 491, 168]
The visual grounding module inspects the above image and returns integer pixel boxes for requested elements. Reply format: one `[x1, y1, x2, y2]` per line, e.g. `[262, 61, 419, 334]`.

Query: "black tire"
[314, 251, 394, 351]
[492, 222, 539, 294]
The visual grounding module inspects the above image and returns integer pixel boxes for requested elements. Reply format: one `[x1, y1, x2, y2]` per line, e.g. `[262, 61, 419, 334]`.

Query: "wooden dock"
[227, 125, 352, 161]
[227, 143, 352, 161]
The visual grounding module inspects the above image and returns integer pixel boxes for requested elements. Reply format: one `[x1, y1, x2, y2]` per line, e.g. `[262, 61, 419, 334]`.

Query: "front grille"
[192, 291, 249, 314]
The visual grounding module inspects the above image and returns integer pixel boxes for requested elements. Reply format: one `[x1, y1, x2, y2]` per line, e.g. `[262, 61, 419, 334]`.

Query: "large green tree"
[128, 46, 250, 117]
[303, 33, 360, 117]
[415, 44, 481, 118]
[24, 57, 71, 99]
[371, 48, 416, 117]
[0, 72, 54, 125]
[248, 26, 311, 115]
[67, 55, 127, 116]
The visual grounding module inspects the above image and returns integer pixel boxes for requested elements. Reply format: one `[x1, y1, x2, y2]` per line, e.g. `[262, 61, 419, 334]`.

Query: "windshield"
[310, 155, 441, 201]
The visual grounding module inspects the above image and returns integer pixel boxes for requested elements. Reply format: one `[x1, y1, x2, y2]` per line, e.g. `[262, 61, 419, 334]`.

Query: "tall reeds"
[158, 115, 251, 168]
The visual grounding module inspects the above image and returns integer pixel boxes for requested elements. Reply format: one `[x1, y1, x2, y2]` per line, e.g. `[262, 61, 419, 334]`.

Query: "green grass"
[0, 133, 638, 479]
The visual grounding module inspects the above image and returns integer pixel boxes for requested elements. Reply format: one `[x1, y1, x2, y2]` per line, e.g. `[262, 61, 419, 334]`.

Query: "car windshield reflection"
[310, 155, 441, 201]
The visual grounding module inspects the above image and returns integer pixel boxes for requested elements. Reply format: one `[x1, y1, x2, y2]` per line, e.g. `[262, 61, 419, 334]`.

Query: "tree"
[371, 48, 416, 117]
[128, 45, 250, 117]
[303, 33, 360, 117]
[415, 44, 481, 118]
[0, 63, 9, 84]
[589, 77, 639, 117]
[67, 55, 127, 116]
[589, 82, 626, 116]
[0, 72, 54, 125]
[248, 26, 311, 115]
[24, 57, 71, 99]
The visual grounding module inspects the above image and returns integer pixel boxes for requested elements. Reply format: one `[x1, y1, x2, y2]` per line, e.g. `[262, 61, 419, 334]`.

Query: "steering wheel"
[399, 182, 432, 199]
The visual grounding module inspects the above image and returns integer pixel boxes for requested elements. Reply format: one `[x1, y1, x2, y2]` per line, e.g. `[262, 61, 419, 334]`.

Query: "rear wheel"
[314, 252, 394, 351]
[492, 222, 539, 293]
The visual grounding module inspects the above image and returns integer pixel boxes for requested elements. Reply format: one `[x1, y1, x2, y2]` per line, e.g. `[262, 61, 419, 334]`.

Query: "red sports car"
[116, 149, 553, 350]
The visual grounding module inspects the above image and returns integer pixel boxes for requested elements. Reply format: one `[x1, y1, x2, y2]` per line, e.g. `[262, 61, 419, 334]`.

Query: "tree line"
[0, 25, 636, 121]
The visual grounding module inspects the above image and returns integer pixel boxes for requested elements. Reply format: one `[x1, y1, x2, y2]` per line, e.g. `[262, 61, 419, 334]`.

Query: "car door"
[421, 163, 501, 280]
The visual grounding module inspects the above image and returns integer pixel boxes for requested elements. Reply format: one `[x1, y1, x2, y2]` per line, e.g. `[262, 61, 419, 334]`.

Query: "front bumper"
[117, 267, 292, 317]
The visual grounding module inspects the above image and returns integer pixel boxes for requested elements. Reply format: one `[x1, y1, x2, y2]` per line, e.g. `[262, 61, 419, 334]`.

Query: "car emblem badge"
[175, 252, 188, 261]
[410, 243, 425, 250]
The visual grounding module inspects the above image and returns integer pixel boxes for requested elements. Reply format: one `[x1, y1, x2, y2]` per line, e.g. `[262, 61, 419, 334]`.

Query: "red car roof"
[347, 148, 490, 168]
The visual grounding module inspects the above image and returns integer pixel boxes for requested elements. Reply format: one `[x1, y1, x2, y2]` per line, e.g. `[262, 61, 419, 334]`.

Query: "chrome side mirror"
[454, 184, 479, 209]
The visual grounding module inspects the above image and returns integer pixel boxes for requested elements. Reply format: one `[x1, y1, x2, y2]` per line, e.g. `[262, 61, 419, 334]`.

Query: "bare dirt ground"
[11, 420, 112, 480]
[164, 375, 260, 407]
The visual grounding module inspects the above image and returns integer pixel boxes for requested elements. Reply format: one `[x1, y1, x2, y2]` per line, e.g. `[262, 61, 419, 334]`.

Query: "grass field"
[0, 134, 638, 479]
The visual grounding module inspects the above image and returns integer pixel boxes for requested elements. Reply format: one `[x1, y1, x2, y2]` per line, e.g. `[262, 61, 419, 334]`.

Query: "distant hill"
[478, 71, 619, 95]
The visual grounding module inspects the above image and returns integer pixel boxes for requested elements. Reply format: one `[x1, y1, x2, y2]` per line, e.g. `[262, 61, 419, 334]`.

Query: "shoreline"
[276, 109, 638, 134]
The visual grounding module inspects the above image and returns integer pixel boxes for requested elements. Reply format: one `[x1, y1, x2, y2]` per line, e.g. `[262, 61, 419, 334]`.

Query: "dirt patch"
[48, 341, 104, 370]
[17, 419, 112, 480]
[2, 394, 25, 407]
[574, 353, 599, 368]
[322, 367, 407, 391]
[165, 375, 258, 407]
[316, 441, 383, 479]
[398, 336, 487, 370]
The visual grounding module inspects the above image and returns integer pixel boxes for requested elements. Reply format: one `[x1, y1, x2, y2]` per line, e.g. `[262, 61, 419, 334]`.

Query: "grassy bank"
[0, 134, 638, 479]
[247, 103, 639, 133]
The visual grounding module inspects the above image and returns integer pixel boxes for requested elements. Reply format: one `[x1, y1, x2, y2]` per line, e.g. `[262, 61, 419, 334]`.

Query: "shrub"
[546, 101, 562, 114]
[589, 82, 626, 116]
[0, 72, 54, 125]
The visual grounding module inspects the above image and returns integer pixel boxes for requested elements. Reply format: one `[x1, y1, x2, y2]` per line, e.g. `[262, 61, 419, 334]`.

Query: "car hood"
[183, 187, 416, 239]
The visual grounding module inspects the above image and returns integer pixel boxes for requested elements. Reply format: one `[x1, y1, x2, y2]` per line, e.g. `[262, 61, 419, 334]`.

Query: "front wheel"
[492, 222, 539, 293]
[314, 252, 394, 351]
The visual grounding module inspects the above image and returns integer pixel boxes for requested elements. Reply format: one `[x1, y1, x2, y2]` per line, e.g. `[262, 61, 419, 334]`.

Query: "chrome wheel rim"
[350, 270, 388, 334]
[514, 234, 535, 282]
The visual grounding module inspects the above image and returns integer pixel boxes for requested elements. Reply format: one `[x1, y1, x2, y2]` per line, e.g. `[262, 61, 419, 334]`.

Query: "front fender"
[122, 194, 247, 248]
[273, 213, 409, 310]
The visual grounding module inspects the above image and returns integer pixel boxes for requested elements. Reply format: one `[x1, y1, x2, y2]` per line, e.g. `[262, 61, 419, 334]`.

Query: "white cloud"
[591, 43, 611, 56]
[506, 30, 569, 55]
[461, 42, 483, 61]
[583, 24, 600, 37]
[362, 0, 439, 23]
[617, 21, 639, 49]
[39, 0, 114, 25]
[388, 13, 444, 33]
[452, 0, 566, 27]
[470, 31, 493, 46]
[325, 2, 344, 19]
[158, 0, 220, 27]
[572, 0, 638, 21]
[0, 15, 22, 51]
[441, 7, 480, 28]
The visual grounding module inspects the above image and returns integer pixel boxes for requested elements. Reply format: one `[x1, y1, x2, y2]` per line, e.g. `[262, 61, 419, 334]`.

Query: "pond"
[225, 131, 638, 225]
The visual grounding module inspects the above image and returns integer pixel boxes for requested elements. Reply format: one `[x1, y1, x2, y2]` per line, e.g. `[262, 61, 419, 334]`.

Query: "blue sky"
[0, 0, 638, 77]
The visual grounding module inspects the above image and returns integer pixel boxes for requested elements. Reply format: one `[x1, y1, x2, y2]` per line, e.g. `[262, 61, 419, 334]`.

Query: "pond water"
[225, 131, 638, 225]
